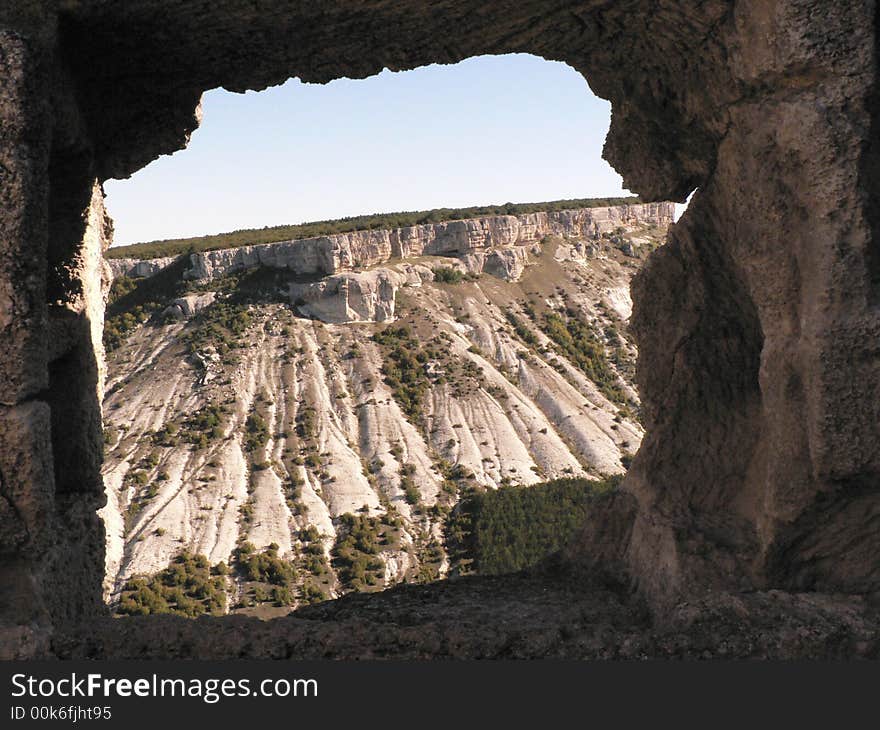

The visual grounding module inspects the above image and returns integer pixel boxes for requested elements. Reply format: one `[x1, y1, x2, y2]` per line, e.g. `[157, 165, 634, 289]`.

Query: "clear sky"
[105, 53, 634, 246]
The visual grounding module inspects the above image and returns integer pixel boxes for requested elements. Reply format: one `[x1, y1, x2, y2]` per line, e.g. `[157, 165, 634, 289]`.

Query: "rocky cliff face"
[99, 216, 663, 615]
[290, 268, 414, 324]
[108, 257, 177, 280]
[114, 203, 673, 284]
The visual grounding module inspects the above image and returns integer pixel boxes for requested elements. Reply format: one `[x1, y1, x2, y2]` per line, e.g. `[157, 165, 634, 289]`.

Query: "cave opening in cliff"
[6, 0, 879, 663]
[96, 52, 672, 617]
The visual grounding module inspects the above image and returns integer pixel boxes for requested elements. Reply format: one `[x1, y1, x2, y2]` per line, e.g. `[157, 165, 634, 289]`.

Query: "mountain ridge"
[99, 202, 672, 618]
[106, 196, 646, 260]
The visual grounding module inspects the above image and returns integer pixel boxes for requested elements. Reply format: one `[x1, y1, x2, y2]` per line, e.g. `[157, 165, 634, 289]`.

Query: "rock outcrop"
[470, 246, 539, 282]
[110, 208, 654, 326]
[179, 204, 672, 282]
[161, 292, 216, 320]
[291, 269, 404, 324]
[186, 230, 394, 281]
[2, 0, 879, 658]
[108, 257, 176, 281]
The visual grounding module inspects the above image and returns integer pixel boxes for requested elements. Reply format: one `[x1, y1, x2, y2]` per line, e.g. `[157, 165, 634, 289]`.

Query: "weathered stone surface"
[0, 25, 110, 658]
[620, 0, 880, 607]
[0, 402, 53, 555]
[181, 204, 673, 282]
[291, 269, 404, 324]
[107, 256, 176, 280]
[286, 237, 558, 325]
[0, 495, 28, 555]
[481, 246, 536, 282]
[162, 291, 216, 320]
[0, 30, 49, 404]
[52, 570, 880, 660]
[0, 402, 55, 660]
[186, 230, 394, 281]
[102, 231, 649, 594]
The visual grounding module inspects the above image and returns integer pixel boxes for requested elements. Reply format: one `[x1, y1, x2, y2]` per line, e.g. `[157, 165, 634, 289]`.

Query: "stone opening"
[1, 1, 879, 659]
[104, 54, 630, 247]
[97, 55, 662, 613]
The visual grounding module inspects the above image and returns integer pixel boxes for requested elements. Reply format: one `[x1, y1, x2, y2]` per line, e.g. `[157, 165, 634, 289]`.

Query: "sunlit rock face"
[179, 204, 674, 282]
[185, 231, 396, 281]
[291, 269, 405, 324]
[108, 257, 176, 280]
[99, 214, 658, 610]
[2, 0, 880, 658]
[162, 292, 217, 320]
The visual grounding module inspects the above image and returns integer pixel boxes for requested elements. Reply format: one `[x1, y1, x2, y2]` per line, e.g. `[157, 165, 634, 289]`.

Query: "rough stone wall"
[623, 0, 880, 607]
[0, 9, 112, 658]
[0, 0, 878, 656]
[0, 27, 55, 659]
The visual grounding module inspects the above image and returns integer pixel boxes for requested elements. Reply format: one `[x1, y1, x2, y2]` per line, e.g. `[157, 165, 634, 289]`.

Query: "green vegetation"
[434, 458, 476, 502]
[295, 406, 317, 440]
[244, 413, 270, 453]
[122, 469, 161, 534]
[297, 527, 332, 603]
[506, 311, 540, 348]
[106, 197, 641, 261]
[181, 269, 296, 356]
[445, 476, 620, 575]
[102, 425, 117, 446]
[300, 583, 329, 604]
[116, 551, 228, 617]
[152, 407, 227, 452]
[103, 257, 190, 351]
[401, 476, 421, 506]
[181, 301, 251, 355]
[539, 308, 630, 406]
[235, 542, 296, 586]
[332, 513, 400, 593]
[432, 267, 464, 284]
[282, 475, 304, 515]
[372, 325, 431, 422]
[226, 541, 326, 607]
[597, 301, 638, 386]
[103, 282, 150, 351]
[411, 535, 445, 584]
[181, 404, 227, 447]
[232, 542, 300, 608]
[152, 422, 180, 448]
[373, 323, 492, 424]
[105, 261, 295, 353]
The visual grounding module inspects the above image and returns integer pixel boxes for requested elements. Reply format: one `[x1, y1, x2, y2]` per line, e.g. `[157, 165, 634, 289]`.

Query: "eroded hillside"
[100, 204, 671, 617]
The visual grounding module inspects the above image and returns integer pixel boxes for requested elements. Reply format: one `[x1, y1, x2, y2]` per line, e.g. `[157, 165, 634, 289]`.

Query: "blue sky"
[105, 54, 633, 246]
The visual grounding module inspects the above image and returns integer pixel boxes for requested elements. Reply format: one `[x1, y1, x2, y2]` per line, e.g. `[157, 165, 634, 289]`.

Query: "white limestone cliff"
[106, 203, 673, 285]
